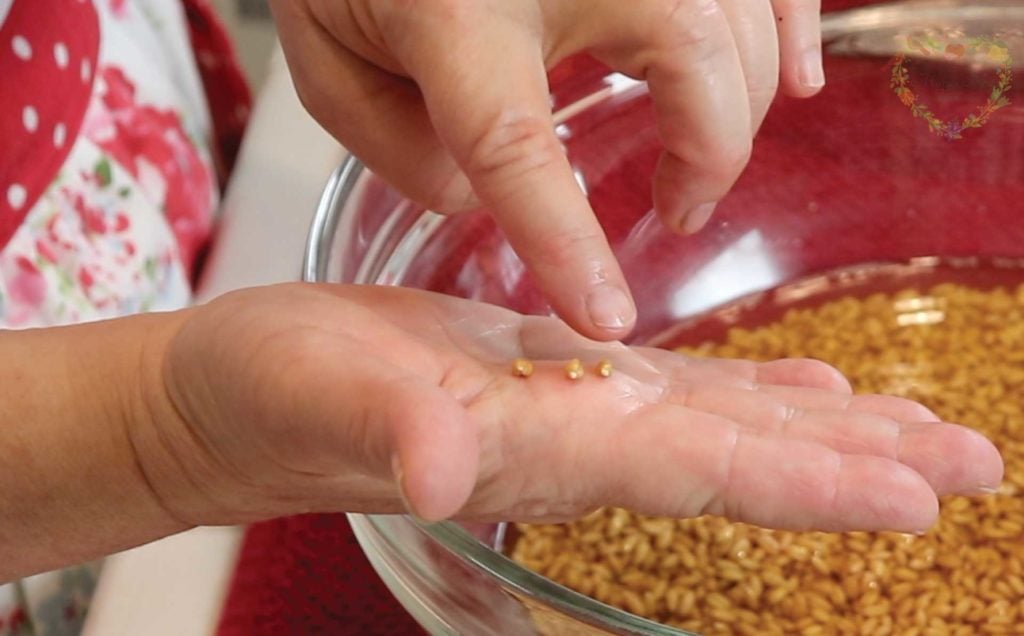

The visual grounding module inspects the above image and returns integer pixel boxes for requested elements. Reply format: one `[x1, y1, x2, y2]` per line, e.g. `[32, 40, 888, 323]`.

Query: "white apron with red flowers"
[0, 0, 246, 632]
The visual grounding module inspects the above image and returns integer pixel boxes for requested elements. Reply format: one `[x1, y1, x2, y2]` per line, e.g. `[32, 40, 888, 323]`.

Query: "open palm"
[148, 284, 1002, 534]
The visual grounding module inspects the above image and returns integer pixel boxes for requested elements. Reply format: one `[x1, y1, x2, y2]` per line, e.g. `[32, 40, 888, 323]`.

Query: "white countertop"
[83, 46, 346, 635]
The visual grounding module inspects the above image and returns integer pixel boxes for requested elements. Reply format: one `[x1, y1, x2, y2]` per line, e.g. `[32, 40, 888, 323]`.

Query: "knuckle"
[292, 79, 325, 122]
[663, 0, 719, 23]
[658, 0, 726, 52]
[289, 70, 354, 138]
[530, 227, 606, 270]
[465, 112, 565, 189]
[395, 0, 477, 29]
[699, 136, 753, 181]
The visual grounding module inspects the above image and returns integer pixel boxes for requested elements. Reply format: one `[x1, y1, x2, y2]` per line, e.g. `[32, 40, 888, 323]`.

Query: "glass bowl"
[302, 2, 1024, 634]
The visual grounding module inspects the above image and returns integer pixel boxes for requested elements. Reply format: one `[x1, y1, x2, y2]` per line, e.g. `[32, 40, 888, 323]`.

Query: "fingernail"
[955, 483, 1000, 497]
[391, 453, 412, 507]
[391, 453, 405, 488]
[586, 283, 636, 330]
[391, 455, 428, 521]
[680, 202, 716, 235]
[391, 454, 435, 522]
[800, 48, 826, 89]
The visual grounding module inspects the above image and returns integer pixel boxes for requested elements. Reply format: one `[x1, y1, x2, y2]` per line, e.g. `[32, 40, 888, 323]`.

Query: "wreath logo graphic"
[890, 35, 1013, 140]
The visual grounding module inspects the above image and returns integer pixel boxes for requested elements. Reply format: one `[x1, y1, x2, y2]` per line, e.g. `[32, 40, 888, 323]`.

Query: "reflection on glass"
[669, 230, 783, 319]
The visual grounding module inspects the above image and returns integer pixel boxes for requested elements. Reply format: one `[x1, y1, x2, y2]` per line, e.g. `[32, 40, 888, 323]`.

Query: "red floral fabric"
[0, 0, 250, 630]
[0, 0, 100, 251]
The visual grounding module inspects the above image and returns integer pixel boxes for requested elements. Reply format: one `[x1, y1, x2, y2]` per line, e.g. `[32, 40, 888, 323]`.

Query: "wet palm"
[142, 284, 1002, 533]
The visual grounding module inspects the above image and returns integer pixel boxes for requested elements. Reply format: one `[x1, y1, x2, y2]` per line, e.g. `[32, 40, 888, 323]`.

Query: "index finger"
[388, 6, 637, 341]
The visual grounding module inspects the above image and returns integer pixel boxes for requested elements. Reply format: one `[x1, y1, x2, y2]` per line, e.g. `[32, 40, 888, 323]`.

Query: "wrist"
[129, 299, 285, 527]
[0, 313, 194, 579]
[127, 305, 235, 527]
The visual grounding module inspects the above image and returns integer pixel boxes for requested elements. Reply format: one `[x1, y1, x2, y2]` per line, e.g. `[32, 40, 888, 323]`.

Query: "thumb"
[382, 380, 479, 522]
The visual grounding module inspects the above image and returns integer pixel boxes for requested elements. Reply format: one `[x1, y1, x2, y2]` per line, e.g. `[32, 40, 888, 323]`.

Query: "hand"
[269, 0, 826, 340]
[136, 284, 1002, 533]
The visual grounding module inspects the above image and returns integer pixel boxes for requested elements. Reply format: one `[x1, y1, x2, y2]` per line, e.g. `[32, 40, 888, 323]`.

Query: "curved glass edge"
[303, 162, 696, 636]
[822, 0, 1024, 64]
[821, 0, 1024, 40]
[348, 514, 461, 635]
[413, 517, 695, 636]
[303, 155, 364, 284]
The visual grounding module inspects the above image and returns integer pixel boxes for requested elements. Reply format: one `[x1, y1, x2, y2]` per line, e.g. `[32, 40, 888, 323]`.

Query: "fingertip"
[651, 154, 691, 235]
[394, 449, 476, 522]
[583, 282, 638, 340]
[390, 453, 421, 519]
[781, 77, 825, 99]
[773, 0, 825, 98]
[897, 423, 1004, 497]
[680, 202, 717, 235]
[966, 430, 1005, 493]
[781, 49, 825, 98]
[798, 47, 826, 93]
[651, 145, 745, 236]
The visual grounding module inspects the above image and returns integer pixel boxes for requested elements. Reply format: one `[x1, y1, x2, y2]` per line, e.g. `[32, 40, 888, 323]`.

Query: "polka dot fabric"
[0, 0, 100, 250]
